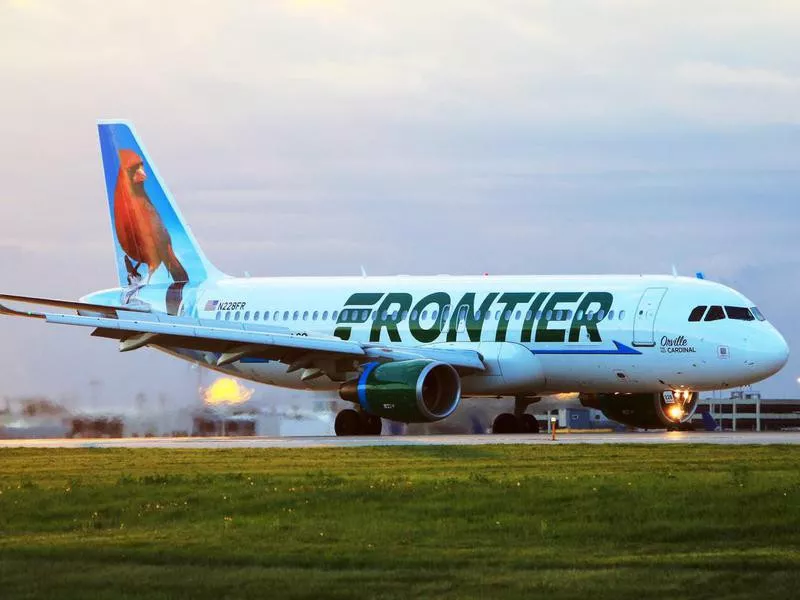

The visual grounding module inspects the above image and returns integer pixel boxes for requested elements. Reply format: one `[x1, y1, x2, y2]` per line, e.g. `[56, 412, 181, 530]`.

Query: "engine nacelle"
[339, 360, 461, 423]
[580, 391, 699, 429]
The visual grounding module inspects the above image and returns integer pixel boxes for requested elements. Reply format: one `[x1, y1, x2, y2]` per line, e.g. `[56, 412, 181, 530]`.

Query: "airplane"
[0, 121, 790, 436]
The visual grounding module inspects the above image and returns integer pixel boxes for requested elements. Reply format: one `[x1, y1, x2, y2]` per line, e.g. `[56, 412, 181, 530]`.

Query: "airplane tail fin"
[97, 121, 223, 289]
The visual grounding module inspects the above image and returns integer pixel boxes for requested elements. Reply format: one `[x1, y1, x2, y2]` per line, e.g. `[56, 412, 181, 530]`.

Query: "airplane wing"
[0, 293, 151, 318]
[0, 295, 486, 373]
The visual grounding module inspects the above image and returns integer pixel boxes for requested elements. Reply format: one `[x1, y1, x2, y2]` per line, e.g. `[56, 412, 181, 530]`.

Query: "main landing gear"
[492, 396, 541, 434]
[334, 409, 383, 436]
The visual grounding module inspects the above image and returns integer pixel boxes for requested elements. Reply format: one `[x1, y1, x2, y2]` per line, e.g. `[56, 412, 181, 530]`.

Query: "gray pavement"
[1, 431, 800, 448]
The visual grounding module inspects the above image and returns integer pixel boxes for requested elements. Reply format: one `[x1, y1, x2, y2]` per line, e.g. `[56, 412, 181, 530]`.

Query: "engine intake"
[339, 359, 461, 423]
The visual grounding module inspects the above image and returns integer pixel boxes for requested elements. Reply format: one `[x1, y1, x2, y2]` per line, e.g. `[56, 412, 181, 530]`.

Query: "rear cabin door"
[632, 287, 667, 347]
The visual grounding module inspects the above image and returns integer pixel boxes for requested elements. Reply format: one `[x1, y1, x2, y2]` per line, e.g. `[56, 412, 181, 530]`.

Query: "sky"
[0, 0, 799, 408]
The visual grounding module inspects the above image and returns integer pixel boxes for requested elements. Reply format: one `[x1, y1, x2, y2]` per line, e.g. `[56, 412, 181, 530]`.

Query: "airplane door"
[456, 305, 468, 334]
[632, 287, 667, 347]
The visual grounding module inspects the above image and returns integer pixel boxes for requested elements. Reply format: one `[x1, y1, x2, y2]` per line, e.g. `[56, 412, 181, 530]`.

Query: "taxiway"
[1, 431, 799, 448]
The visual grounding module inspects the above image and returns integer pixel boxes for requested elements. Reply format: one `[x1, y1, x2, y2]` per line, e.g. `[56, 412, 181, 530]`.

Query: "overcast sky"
[1, 0, 799, 408]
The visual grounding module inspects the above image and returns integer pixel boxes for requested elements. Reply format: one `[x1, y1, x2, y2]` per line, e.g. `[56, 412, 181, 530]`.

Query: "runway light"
[667, 405, 684, 422]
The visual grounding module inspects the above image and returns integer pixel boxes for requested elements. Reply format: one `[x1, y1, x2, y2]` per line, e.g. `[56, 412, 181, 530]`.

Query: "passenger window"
[321, 311, 328, 321]
[566, 310, 573, 320]
[688, 306, 706, 322]
[401, 310, 409, 321]
[283, 311, 290, 320]
[475, 310, 482, 320]
[244, 311, 250, 321]
[312, 311, 318, 321]
[586, 311, 594, 321]
[290, 311, 297, 321]
[442, 306, 451, 322]
[495, 310, 501, 320]
[381, 310, 387, 320]
[515, 310, 521, 320]
[705, 305, 725, 321]
[274, 312, 280, 321]
[536, 311, 543, 320]
[234, 311, 241, 321]
[432, 310, 439, 321]
[421, 310, 428, 320]
[303, 311, 309, 321]
[505, 310, 512, 321]
[254, 311, 260, 321]
[607, 310, 614, 321]
[725, 306, 755, 321]
[526, 310, 532, 320]
[597, 309, 605, 321]
[225, 312, 231, 321]
[215, 312, 221, 320]
[619, 310, 625, 320]
[372, 310, 378, 320]
[411, 310, 419, 321]
[331, 311, 339, 321]
[391, 311, 399, 321]
[546, 310, 553, 320]
[576, 310, 583, 320]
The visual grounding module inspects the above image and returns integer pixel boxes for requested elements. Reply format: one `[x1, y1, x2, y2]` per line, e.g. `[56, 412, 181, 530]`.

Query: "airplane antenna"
[360, 265, 367, 277]
[671, 264, 678, 277]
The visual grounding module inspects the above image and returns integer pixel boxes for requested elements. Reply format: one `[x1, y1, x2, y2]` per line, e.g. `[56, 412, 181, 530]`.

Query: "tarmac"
[1, 431, 799, 448]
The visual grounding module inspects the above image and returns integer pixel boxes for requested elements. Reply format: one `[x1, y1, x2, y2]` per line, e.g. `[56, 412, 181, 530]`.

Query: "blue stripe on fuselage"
[532, 341, 641, 355]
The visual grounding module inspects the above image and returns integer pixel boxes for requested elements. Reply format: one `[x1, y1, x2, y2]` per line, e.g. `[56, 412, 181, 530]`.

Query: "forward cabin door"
[632, 287, 667, 347]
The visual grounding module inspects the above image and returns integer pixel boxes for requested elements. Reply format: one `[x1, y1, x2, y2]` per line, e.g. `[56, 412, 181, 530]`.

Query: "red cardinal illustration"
[113, 149, 188, 284]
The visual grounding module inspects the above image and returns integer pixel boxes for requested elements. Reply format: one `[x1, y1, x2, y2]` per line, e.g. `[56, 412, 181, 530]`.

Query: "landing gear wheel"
[519, 413, 540, 434]
[492, 412, 519, 434]
[361, 413, 383, 436]
[335, 409, 362, 436]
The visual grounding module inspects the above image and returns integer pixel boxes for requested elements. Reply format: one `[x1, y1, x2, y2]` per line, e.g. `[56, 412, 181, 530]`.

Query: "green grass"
[1, 445, 799, 599]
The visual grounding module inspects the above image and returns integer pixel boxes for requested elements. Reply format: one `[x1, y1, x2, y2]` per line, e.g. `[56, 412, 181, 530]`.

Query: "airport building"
[690, 391, 800, 432]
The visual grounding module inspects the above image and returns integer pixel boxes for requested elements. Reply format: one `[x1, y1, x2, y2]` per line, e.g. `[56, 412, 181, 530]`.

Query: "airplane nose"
[756, 329, 790, 379]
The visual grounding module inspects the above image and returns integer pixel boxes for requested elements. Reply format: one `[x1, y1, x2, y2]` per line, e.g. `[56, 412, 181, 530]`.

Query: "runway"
[1, 431, 800, 448]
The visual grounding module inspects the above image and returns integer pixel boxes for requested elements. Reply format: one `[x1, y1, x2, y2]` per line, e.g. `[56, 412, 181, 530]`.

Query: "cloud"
[675, 62, 800, 90]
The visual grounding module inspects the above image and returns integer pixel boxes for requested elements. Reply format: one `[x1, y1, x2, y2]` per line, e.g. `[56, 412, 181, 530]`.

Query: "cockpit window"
[704, 305, 725, 321]
[725, 306, 755, 321]
[688, 306, 707, 322]
[751, 307, 766, 321]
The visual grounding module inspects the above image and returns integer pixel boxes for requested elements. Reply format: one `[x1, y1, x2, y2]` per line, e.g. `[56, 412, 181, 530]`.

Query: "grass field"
[1, 445, 799, 599]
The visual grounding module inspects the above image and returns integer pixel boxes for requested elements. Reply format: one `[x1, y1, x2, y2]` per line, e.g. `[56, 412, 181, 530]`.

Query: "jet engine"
[339, 359, 461, 423]
[580, 391, 699, 429]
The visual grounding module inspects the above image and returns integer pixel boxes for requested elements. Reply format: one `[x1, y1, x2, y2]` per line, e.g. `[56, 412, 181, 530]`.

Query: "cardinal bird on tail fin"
[113, 149, 188, 284]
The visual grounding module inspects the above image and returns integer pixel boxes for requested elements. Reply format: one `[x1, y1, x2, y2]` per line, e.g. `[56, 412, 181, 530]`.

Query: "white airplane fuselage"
[85, 272, 788, 397]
